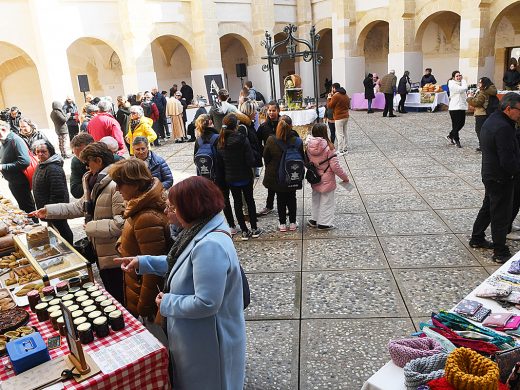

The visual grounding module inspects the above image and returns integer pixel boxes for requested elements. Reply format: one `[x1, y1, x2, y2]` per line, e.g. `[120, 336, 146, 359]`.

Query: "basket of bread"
[420, 83, 443, 93]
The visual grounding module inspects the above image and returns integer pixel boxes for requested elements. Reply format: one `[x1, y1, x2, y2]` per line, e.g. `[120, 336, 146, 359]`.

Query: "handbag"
[304, 152, 337, 185]
[13, 140, 38, 189]
[494, 346, 520, 383]
[73, 237, 97, 264]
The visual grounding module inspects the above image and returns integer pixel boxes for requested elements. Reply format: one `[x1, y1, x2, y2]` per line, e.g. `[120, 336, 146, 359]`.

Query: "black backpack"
[194, 134, 219, 181]
[305, 153, 337, 184]
[141, 102, 153, 118]
[275, 137, 305, 189]
[486, 95, 499, 116]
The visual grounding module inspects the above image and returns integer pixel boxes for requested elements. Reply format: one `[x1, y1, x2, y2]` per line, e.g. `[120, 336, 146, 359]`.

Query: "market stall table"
[393, 91, 449, 111]
[351, 92, 386, 111]
[280, 107, 325, 126]
[361, 250, 520, 390]
[0, 288, 170, 390]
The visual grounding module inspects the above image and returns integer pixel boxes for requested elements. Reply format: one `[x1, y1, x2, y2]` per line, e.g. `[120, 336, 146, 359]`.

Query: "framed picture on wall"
[204, 74, 224, 105]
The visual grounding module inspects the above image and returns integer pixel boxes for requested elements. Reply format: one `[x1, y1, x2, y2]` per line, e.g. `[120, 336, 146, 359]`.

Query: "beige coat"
[45, 166, 124, 269]
[166, 97, 185, 139]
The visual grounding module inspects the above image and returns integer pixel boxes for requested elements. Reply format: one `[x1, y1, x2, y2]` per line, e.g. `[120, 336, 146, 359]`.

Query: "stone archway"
[317, 29, 332, 98]
[0, 42, 46, 127]
[66, 38, 124, 104]
[151, 35, 193, 95]
[219, 34, 251, 101]
[415, 11, 461, 85]
[489, 1, 520, 88]
[360, 21, 389, 78]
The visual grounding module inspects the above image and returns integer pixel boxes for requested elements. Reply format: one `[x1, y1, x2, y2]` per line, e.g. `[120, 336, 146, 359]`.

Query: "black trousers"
[266, 188, 276, 210]
[68, 124, 79, 140]
[218, 184, 236, 228]
[9, 179, 35, 214]
[276, 190, 297, 224]
[48, 220, 74, 245]
[230, 181, 258, 231]
[471, 179, 514, 255]
[383, 93, 394, 116]
[157, 113, 169, 138]
[328, 122, 336, 143]
[449, 110, 466, 142]
[475, 115, 488, 147]
[398, 93, 407, 112]
[99, 266, 125, 305]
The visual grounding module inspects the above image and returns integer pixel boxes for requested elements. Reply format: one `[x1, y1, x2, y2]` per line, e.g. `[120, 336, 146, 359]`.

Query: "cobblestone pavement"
[2, 110, 512, 389]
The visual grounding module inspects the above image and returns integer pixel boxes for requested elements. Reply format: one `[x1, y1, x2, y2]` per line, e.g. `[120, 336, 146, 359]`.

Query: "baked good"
[0, 307, 29, 333]
[26, 226, 49, 243]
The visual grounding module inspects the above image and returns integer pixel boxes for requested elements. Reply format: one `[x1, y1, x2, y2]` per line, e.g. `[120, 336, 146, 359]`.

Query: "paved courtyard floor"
[2, 110, 516, 389]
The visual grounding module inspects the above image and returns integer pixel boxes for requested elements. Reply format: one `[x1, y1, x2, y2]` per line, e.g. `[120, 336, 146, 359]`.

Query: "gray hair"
[239, 100, 258, 117]
[99, 136, 119, 153]
[129, 105, 144, 117]
[86, 104, 99, 115]
[132, 136, 149, 146]
[20, 117, 37, 132]
[499, 92, 520, 112]
[97, 100, 112, 113]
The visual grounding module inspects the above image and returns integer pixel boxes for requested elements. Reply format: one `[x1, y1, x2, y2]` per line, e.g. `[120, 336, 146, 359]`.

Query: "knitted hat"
[404, 353, 447, 389]
[427, 377, 509, 390]
[444, 347, 500, 390]
[388, 337, 444, 368]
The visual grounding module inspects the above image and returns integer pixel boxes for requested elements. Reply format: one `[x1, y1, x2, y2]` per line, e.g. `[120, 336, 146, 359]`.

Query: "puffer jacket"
[148, 151, 173, 189]
[45, 165, 124, 269]
[306, 136, 349, 193]
[217, 130, 255, 184]
[237, 114, 262, 167]
[126, 116, 157, 155]
[263, 134, 304, 192]
[50, 101, 69, 135]
[0, 132, 30, 184]
[380, 73, 397, 94]
[32, 154, 69, 209]
[117, 179, 171, 319]
[466, 84, 498, 116]
[448, 79, 468, 111]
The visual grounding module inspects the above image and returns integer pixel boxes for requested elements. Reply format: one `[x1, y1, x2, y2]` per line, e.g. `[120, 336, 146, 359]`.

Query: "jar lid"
[95, 295, 107, 303]
[93, 316, 107, 325]
[56, 281, 68, 288]
[42, 286, 55, 294]
[76, 295, 88, 303]
[68, 287, 80, 294]
[108, 310, 122, 319]
[55, 291, 67, 298]
[73, 316, 87, 326]
[35, 302, 48, 310]
[41, 296, 54, 303]
[62, 300, 74, 307]
[47, 305, 60, 313]
[62, 294, 74, 301]
[74, 290, 87, 298]
[83, 305, 97, 314]
[103, 305, 117, 314]
[68, 305, 80, 312]
[26, 290, 40, 297]
[71, 310, 83, 318]
[81, 299, 94, 307]
[90, 290, 102, 298]
[77, 322, 91, 332]
[100, 300, 113, 308]
[49, 299, 61, 306]
[57, 317, 65, 324]
[50, 310, 62, 318]
[82, 282, 95, 289]
[87, 286, 98, 293]
[88, 310, 102, 320]
[68, 277, 80, 284]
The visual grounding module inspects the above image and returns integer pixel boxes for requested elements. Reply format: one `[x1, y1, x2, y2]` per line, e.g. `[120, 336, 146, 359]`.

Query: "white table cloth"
[362, 249, 520, 390]
[280, 107, 325, 126]
[393, 92, 449, 111]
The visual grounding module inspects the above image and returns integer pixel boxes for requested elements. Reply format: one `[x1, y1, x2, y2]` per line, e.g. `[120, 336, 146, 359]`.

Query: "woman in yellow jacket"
[126, 105, 157, 155]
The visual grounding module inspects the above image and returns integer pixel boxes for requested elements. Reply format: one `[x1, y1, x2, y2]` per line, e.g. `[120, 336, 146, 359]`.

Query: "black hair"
[479, 77, 493, 90]
[332, 83, 341, 89]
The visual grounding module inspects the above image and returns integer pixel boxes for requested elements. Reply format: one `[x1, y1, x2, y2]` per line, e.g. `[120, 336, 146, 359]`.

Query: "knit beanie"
[404, 353, 447, 389]
[388, 337, 444, 368]
[427, 377, 509, 390]
[444, 347, 501, 390]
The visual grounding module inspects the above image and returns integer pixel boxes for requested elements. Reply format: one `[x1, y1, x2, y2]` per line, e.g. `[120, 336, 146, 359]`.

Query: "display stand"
[61, 303, 90, 375]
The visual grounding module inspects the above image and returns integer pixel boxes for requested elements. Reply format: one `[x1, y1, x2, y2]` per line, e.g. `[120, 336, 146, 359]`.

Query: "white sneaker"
[507, 232, 520, 241]
[289, 222, 298, 231]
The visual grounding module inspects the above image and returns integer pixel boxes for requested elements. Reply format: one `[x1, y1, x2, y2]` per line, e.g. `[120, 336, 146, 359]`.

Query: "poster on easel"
[204, 74, 224, 105]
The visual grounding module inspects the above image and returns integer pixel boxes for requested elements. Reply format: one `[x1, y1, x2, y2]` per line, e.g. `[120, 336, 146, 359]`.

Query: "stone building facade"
[0, 0, 518, 128]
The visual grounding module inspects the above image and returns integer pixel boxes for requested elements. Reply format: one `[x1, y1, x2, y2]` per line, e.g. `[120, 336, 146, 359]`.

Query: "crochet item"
[404, 353, 447, 389]
[427, 377, 508, 390]
[444, 347, 500, 390]
[388, 337, 444, 368]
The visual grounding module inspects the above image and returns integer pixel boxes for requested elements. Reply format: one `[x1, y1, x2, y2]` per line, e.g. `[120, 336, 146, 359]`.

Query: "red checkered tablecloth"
[0, 288, 170, 389]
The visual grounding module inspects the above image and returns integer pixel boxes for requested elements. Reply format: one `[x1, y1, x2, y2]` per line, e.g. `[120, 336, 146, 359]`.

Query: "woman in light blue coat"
[116, 176, 246, 390]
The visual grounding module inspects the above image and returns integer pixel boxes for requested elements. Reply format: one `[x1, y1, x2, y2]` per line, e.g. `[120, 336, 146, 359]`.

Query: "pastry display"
[15, 282, 43, 297]
[31, 244, 59, 261]
[420, 83, 443, 93]
[0, 196, 35, 235]
[0, 289, 16, 311]
[0, 307, 29, 333]
[3, 265, 39, 287]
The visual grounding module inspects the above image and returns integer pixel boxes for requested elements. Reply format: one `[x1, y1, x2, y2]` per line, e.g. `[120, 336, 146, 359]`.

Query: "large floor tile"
[408, 176, 474, 192]
[394, 267, 489, 317]
[362, 192, 428, 212]
[303, 237, 387, 270]
[245, 272, 300, 320]
[236, 240, 302, 273]
[398, 164, 456, 178]
[436, 208, 480, 233]
[355, 178, 416, 195]
[370, 210, 450, 235]
[303, 213, 375, 238]
[300, 318, 415, 390]
[420, 190, 483, 209]
[245, 320, 299, 389]
[302, 193, 366, 215]
[302, 270, 407, 318]
[380, 235, 479, 268]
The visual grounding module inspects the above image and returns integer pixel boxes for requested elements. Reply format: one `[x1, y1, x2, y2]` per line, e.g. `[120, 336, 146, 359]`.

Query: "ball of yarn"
[388, 337, 444, 368]
[444, 347, 500, 390]
[404, 353, 447, 389]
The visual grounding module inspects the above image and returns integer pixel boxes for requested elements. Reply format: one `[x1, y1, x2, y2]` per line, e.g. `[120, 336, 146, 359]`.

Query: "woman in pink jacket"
[306, 123, 350, 230]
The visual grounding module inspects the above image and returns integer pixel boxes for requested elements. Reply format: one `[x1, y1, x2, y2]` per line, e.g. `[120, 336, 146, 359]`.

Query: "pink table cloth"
[350, 92, 386, 110]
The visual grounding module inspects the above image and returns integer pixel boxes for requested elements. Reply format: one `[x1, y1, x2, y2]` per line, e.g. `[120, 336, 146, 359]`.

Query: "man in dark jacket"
[180, 81, 194, 105]
[152, 87, 170, 140]
[470, 92, 520, 263]
[397, 71, 411, 113]
[8, 107, 21, 134]
[380, 70, 397, 117]
[69, 132, 94, 198]
[420, 68, 437, 87]
[503, 64, 520, 90]
[363, 73, 375, 113]
[132, 136, 174, 189]
[0, 120, 36, 214]
[63, 97, 79, 139]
